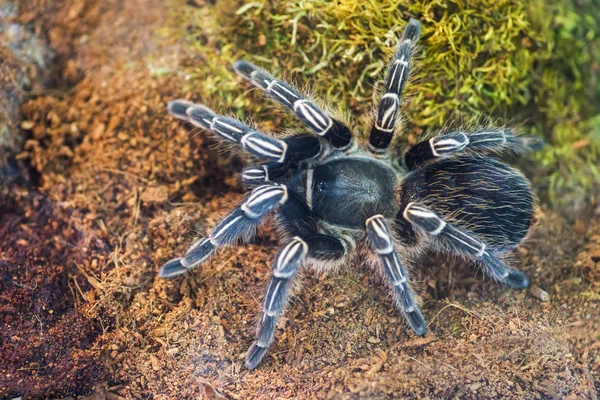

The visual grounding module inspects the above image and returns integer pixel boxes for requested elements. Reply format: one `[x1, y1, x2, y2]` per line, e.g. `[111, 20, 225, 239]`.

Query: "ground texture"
[1, 0, 599, 399]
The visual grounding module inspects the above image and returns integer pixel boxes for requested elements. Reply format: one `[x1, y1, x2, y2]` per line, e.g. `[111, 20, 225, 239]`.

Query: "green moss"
[170, 0, 599, 207]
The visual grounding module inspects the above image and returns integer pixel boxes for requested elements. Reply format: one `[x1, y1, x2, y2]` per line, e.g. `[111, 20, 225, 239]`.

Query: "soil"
[1, 0, 599, 399]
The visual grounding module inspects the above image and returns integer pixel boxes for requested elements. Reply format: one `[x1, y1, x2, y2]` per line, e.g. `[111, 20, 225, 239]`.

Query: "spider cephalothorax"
[160, 19, 541, 370]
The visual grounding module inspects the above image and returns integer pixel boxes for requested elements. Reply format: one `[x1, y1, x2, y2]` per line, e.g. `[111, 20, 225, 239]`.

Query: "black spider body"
[159, 19, 542, 370]
[287, 156, 398, 228]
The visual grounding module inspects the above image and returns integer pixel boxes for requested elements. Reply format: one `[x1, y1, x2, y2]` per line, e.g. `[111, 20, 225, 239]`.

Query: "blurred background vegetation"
[169, 0, 599, 209]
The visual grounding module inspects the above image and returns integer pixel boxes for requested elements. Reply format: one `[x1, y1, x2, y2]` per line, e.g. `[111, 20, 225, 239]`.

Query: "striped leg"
[240, 134, 323, 186]
[244, 191, 347, 369]
[366, 215, 426, 335]
[233, 60, 354, 150]
[159, 184, 288, 278]
[369, 18, 420, 154]
[246, 237, 308, 369]
[404, 129, 545, 170]
[402, 202, 529, 289]
[168, 100, 321, 163]
[241, 161, 290, 186]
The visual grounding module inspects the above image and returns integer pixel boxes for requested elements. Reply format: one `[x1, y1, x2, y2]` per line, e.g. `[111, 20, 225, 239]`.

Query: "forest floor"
[1, 0, 599, 399]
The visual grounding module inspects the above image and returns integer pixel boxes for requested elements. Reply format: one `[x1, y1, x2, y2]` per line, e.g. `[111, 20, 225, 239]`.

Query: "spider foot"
[504, 270, 529, 290]
[159, 258, 187, 278]
[245, 342, 269, 370]
[405, 307, 427, 336]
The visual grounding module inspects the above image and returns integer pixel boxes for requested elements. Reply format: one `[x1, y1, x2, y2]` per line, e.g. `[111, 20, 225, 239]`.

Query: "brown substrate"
[0, 187, 109, 397]
[1, 0, 598, 398]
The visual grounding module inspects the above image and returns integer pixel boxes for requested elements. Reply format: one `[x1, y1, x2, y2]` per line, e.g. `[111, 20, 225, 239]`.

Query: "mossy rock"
[169, 0, 599, 208]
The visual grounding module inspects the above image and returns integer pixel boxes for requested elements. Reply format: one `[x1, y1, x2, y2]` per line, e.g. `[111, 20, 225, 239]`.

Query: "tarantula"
[160, 18, 541, 370]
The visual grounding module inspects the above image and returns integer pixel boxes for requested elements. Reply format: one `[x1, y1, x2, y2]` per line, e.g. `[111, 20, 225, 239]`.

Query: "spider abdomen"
[306, 157, 398, 229]
[399, 157, 534, 249]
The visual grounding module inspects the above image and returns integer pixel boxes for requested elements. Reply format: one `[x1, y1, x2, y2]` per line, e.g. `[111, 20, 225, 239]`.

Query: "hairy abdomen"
[399, 157, 534, 250]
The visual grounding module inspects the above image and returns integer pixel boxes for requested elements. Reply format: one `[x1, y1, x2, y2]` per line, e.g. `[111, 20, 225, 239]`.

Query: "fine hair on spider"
[159, 18, 544, 370]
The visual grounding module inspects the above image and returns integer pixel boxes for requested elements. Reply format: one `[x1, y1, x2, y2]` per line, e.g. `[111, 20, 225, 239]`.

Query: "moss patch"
[171, 0, 599, 206]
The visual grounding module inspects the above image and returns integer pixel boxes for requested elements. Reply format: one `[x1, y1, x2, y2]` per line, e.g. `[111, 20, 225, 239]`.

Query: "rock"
[530, 285, 550, 302]
[0, 1, 53, 176]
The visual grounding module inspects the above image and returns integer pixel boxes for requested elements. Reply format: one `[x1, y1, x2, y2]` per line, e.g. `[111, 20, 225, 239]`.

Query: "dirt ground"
[1, 0, 599, 399]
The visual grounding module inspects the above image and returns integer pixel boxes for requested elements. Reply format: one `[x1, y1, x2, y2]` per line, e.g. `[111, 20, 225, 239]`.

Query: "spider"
[159, 18, 541, 370]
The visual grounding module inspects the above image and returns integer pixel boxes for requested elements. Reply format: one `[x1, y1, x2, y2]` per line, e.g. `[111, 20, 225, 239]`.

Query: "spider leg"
[159, 184, 288, 278]
[168, 100, 321, 163]
[368, 18, 420, 155]
[241, 161, 290, 186]
[402, 202, 529, 289]
[303, 234, 347, 260]
[245, 232, 347, 369]
[233, 60, 354, 150]
[366, 215, 426, 335]
[404, 129, 545, 170]
[244, 188, 346, 368]
[246, 236, 308, 369]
